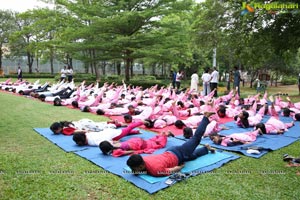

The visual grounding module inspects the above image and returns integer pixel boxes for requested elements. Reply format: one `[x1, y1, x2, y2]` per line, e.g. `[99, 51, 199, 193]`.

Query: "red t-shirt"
[143, 152, 178, 177]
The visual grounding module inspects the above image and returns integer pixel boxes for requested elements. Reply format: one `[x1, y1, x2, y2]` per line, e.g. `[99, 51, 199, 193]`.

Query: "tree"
[0, 10, 15, 69]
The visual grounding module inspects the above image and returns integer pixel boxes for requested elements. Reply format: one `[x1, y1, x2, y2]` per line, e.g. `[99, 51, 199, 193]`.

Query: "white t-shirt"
[201, 73, 211, 83]
[86, 129, 122, 146]
[210, 70, 219, 83]
[61, 68, 67, 78]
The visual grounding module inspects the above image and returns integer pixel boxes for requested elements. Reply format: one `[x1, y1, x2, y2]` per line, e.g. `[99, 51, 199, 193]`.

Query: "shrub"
[5, 73, 55, 79]
[281, 77, 297, 85]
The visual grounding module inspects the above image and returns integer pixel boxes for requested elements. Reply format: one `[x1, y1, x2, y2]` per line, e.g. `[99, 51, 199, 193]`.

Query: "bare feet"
[268, 95, 274, 103]
[204, 112, 216, 118]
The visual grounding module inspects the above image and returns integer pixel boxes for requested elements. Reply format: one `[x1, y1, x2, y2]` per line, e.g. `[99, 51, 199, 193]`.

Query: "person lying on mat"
[209, 128, 264, 147]
[50, 119, 125, 135]
[126, 112, 216, 177]
[234, 102, 266, 128]
[255, 117, 294, 135]
[183, 120, 228, 139]
[99, 131, 175, 157]
[73, 121, 148, 146]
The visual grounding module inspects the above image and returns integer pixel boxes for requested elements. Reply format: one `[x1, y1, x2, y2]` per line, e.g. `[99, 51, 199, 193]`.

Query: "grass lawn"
[1, 80, 300, 200]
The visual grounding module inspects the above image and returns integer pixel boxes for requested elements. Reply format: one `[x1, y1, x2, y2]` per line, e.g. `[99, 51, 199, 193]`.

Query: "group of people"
[171, 67, 220, 98]
[1, 77, 300, 177]
[60, 65, 74, 83]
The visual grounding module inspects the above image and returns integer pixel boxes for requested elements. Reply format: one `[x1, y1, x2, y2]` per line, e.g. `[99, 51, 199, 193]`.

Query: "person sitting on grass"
[99, 131, 175, 157]
[126, 112, 216, 177]
[72, 121, 147, 146]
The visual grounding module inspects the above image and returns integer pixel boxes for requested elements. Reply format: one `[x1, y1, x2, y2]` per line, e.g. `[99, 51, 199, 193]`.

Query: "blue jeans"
[167, 117, 209, 164]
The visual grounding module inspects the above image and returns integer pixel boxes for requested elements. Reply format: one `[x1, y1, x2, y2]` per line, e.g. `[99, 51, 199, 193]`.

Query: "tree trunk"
[0, 45, 2, 69]
[125, 58, 130, 82]
[116, 61, 121, 75]
[27, 51, 33, 73]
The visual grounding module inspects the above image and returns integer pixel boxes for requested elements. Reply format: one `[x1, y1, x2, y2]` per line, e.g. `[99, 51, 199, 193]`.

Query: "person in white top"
[66, 66, 73, 82]
[72, 121, 146, 146]
[201, 68, 211, 96]
[175, 70, 184, 90]
[60, 66, 67, 81]
[190, 71, 199, 93]
[210, 67, 219, 97]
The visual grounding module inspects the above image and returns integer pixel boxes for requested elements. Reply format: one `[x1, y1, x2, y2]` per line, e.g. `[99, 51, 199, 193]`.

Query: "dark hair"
[217, 106, 226, 118]
[60, 121, 74, 127]
[177, 101, 184, 108]
[175, 120, 185, 129]
[18, 90, 24, 95]
[71, 101, 79, 108]
[183, 127, 193, 139]
[295, 113, 300, 121]
[144, 119, 154, 128]
[163, 98, 171, 104]
[53, 97, 62, 106]
[209, 132, 222, 144]
[38, 94, 46, 101]
[96, 109, 105, 115]
[127, 154, 144, 171]
[50, 122, 63, 134]
[240, 111, 249, 128]
[188, 104, 195, 108]
[72, 132, 87, 146]
[99, 141, 114, 155]
[81, 106, 90, 112]
[239, 98, 245, 105]
[124, 114, 133, 123]
[199, 101, 205, 106]
[255, 123, 266, 134]
[282, 108, 292, 117]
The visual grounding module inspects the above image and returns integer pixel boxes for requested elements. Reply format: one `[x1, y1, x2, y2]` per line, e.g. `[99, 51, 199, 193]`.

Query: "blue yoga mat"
[34, 127, 240, 194]
[34, 128, 88, 152]
[200, 133, 298, 158]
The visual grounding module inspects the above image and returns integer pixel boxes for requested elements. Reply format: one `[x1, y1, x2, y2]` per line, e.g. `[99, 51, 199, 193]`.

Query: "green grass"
[1, 79, 300, 200]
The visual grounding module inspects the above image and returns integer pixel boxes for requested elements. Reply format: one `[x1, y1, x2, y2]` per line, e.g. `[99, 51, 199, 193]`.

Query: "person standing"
[66, 66, 73, 82]
[17, 65, 22, 81]
[60, 66, 67, 82]
[233, 66, 242, 96]
[190, 71, 199, 93]
[175, 70, 184, 90]
[210, 67, 219, 97]
[201, 68, 211, 96]
[170, 70, 177, 89]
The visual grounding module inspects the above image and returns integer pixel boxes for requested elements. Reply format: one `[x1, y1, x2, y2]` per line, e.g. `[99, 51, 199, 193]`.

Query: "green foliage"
[5, 73, 55, 79]
[54, 73, 96, 82]
[281, 76, 297, 85]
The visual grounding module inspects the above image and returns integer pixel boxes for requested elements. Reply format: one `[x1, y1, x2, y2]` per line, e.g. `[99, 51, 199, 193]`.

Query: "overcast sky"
[0, 0, 53, 12]
[0, 0, 205, 12]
